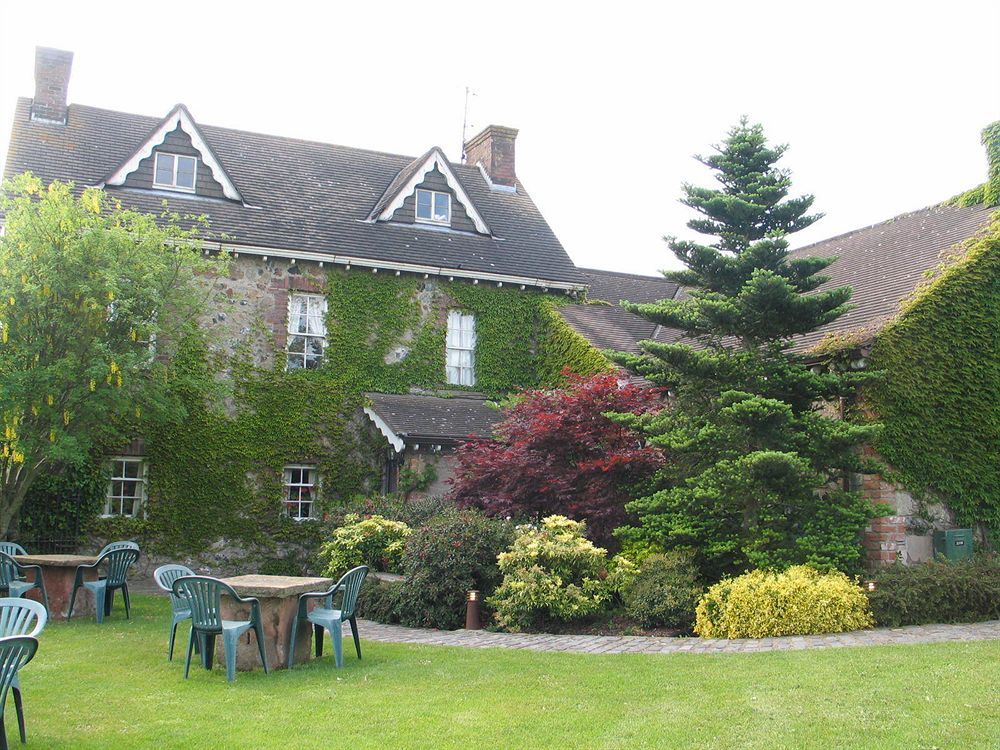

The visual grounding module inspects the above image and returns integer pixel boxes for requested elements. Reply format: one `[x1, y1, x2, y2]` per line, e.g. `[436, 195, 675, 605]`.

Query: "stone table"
[218, 574, 333, 671]
[14, 554, 99, 620]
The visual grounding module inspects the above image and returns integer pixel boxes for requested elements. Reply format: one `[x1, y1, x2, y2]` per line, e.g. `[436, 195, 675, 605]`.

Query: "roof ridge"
[64, 101, 426, 163]
[578, 266, 675, 282]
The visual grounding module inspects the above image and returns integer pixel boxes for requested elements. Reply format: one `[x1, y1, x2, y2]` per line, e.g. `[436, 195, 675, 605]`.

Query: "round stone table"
[13, 554, 99, 620]
[218, 574, 334, 671]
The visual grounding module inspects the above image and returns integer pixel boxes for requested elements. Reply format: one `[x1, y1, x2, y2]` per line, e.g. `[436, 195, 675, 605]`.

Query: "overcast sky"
[2, 1, 998, 275]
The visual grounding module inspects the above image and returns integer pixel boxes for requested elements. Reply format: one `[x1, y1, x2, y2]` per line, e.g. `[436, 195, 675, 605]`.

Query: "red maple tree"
[448, 372, 665, 546]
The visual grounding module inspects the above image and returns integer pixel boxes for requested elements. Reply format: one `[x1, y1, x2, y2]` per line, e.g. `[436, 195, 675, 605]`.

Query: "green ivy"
[868, 214, 1000, 532]
[68, 270, 609, 556]
[945, 121, 1000, 208]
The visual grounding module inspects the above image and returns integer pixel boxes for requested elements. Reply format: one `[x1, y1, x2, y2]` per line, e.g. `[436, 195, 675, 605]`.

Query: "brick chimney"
[31, 47, 74, 124]
[463, 125, 518, 188]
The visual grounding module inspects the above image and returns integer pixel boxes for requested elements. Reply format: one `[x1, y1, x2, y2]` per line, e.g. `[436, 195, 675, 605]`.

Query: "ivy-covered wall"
[81, 257, 609, 558]
[868, 215, 1000, 533]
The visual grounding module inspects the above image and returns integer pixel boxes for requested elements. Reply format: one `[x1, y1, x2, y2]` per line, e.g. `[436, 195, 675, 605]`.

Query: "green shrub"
[358, 578, 406, 623]
[329, 495, 450, 528]
[317, 514, 411, 577]
[867, 555, 1000, 627]
[488, 515, 638, 632]
[623, 552, 703, 630]
[394, 509, 515, 629]
[694, 565, 874, 638]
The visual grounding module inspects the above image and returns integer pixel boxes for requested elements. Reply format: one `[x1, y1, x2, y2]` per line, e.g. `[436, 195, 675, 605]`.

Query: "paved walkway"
[357, 618, 1000, 654]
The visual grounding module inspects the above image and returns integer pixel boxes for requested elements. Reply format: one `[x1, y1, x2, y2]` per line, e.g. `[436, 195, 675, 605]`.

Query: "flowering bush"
[318, 514, 411, 577]
[489, 515, 638, 631]
[694, 565, 874, 638]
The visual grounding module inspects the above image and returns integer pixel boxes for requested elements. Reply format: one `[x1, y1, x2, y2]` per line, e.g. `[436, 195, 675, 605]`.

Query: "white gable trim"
[374, 148, 491, 235]
[363, 407, 405, 453]
[99, 105, 243, 202]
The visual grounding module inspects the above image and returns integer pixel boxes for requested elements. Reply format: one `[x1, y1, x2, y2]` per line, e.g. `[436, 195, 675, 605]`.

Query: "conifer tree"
[613, 119, 881, 578]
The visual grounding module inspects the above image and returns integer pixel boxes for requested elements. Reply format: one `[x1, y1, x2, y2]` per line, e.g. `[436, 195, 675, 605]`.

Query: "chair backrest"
[0, 636, 38, 710]
[172, 576, 241, 632]
[0, 542, 27, 557]
[99, 541, 139, 556]
[0, 598, 46, 638]
[153, 564, 196, 611]
[98, 548, 140, 587]
[335, 566, 369, 620]
[0, 553, 20, 588]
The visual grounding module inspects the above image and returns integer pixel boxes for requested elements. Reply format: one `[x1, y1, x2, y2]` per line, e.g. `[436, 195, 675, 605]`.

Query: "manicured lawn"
[14, 595, 999, 749]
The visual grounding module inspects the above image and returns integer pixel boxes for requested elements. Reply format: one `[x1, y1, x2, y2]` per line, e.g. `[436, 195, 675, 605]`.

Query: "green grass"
[13, 595, 999, 749]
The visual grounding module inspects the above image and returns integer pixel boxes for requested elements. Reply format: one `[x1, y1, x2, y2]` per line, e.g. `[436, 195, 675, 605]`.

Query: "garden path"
[356, 618, 1000, 654]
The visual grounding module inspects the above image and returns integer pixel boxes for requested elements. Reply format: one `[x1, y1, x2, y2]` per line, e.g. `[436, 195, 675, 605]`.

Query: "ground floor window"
[283, 465, 318, 520]
[105, 457, 147, 517]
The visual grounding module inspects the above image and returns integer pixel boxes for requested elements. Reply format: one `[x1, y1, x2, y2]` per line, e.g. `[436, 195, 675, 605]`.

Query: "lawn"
[13, 595, 999, 749]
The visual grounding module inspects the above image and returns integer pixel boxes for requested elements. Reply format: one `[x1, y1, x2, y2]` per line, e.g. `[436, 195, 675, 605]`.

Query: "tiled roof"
[364, 392, 500, 443]
[558, 304, 658, 354]
[579, 267, 679, 304]
[3, 99, 586, 288]
[562, 204, 993, 356]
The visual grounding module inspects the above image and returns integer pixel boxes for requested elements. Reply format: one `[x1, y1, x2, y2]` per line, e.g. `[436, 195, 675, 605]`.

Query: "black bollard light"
[465, 590, 482, 630]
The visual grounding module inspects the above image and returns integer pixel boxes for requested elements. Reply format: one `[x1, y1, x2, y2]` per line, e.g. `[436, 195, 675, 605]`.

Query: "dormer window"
[153, 152, 197, 192]
[415, 189, 451, 225]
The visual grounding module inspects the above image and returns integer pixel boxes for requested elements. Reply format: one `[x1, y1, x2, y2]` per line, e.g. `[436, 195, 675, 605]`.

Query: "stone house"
[4, 47, 996, 570]
[2, 48, 601, 552]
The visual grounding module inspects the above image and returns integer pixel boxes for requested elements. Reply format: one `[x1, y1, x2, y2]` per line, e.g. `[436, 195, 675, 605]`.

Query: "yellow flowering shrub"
[694, 565, 874, 638]
[489, 515, 637, 631]
[318, 514, 411, 577]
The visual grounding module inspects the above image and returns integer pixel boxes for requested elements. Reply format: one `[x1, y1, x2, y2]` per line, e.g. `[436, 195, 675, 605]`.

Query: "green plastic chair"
[287, 565, 368, 669]
[152, 564, 196, 660]
[0, 636, 38, 750]
[172, 576, 269, 683]
[0, 599, 45, 699]
[0, 545, 27, 559]
[0, 556, 48, 615]
[97, 541, 139, 556]
[67, 548, 139, 623]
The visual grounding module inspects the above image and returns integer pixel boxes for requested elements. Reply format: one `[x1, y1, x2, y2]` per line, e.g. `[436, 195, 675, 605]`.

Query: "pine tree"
[613, 119, 881, 578]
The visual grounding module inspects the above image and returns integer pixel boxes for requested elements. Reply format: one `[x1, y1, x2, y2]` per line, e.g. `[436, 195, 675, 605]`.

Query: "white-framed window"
[446, 310, 476, 386]
[415, 189, 451, 225]
[153, 152, 197, 192]
[287, 293, 327, 370]
[283, 465, 318, 520]
[105, 457, 147, 517]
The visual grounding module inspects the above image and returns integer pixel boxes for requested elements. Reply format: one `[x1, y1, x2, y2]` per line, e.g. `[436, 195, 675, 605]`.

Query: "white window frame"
[446, 310, 476, 386]
[415, 189, 451, 226]
[152, 151, 198, 193]
[104, 457, 147, 518]
[283, 465, 319, 521]
[286, 293, 328, 370]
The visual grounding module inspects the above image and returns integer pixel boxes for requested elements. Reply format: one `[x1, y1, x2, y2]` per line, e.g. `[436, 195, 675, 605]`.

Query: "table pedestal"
[14, 555, 100, 620]
[217, 575, 333, 672]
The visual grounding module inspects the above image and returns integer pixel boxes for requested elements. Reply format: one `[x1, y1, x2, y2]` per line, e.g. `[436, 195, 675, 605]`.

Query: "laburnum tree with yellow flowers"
[0, 174, 225, 535]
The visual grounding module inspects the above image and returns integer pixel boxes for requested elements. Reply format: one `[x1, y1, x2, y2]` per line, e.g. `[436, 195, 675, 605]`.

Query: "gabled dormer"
[96, 104, 244, 204]
[368, 147, 490, 235]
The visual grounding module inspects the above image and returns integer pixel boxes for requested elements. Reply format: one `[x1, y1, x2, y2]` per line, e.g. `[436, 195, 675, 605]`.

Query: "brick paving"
[356, 618, 1000, 655]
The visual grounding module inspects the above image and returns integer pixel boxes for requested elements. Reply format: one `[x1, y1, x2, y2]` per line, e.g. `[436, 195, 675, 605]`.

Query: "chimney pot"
[31, 47, 74, 124]
[463, 125, 518, 188]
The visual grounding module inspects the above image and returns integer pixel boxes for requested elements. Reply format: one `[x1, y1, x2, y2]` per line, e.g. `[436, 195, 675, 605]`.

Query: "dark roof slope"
[579, 267, 678, 304]
[563, 204, 993, 356]
[558, 304, 658, 354]
[3, 99, 585, 287]
[364, 393, 500, 443]
[783, 204, 993, 351]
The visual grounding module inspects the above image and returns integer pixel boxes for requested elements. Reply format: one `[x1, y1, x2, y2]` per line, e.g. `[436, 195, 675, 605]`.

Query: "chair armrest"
[72, 561, 100, 586]
[297, 584, 343, 612]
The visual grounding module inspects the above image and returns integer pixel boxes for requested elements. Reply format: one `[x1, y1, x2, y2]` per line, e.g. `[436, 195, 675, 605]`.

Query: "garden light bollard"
[465, 590, 482, 630]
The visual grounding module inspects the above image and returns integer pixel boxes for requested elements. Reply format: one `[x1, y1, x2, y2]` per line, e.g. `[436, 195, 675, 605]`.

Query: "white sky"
[2, 1, 999, 275]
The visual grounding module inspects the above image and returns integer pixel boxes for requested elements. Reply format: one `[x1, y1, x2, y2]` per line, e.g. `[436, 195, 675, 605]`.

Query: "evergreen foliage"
[612, 119, 881, 578]
[868, 217, 1000, 532]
